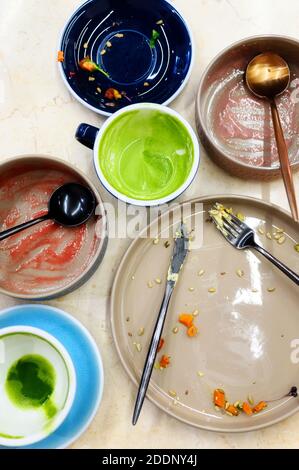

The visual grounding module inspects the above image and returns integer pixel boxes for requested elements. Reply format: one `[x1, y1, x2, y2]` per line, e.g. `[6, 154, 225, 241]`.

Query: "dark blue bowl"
[58, 0, 194, 116]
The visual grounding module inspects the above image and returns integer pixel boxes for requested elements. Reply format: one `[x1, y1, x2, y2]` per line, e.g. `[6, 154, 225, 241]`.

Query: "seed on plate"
[100, 49, 106, 55]
[156, 19, 164, 25]
[193, 309, 199, 317]
[138, 327, 145, 336]
[267, 287, 276, 293]
[273, 233, 281, 240]
[189, 287, 195, 292]
[276, 227, 284, 234]
[236, 269, 244, 278]
[208, 288, 216, 294]
[143, 82, 150, 87]
[220, 272, 227, 276]
[147, 281, 154, 288]
[295, 244, 299, 252]
[198, 269, 205, 277]
[88, 76, 95, 81]
[153, 238, 159, 245]
[185, 390, 189, 395]
[248, 395, 254, 405]
[115, 33, 124, 38]
[164, 240, 170, 248]
[126, 317, 130, 322]
[197, 371, 204, 377]
[133, 342, 142, 352]
[155, 278, 162, 284]
[168, 390, 177, 398]
[172, 327, 179, 334]
[131, 275, 135, 280]
[236, 212, 245, 221]
[154, 362, 160, 370]
[266, 232, 272, 240]
[83, 42, 88, 49]
[258, 227, 265, 235]
[252, 288, 258, 293]
[106, 40, 112, 47]
[226, 411, 234, 417]
[96, 87, 102, 93]
[277, 235, 286, 245]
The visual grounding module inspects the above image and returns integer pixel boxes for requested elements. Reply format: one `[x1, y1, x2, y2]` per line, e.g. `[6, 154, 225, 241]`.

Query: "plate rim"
[110, 194, 299, 433]
[57, 0, 195, 116]
[0, 303, 104, 448]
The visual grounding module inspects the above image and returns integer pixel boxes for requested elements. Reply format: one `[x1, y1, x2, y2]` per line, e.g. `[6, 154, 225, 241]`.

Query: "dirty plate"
[111, 195, 299, 432]
[58, 0, 193, 116]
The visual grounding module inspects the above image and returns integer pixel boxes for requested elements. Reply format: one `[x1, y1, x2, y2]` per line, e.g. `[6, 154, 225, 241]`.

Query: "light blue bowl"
[0, 304, 104, 449]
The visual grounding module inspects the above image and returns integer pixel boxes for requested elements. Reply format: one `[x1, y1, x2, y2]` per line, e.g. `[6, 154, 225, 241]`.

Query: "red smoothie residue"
[0, 167, 100, 295]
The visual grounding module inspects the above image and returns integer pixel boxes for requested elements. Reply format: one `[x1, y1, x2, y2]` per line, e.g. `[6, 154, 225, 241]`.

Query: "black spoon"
[0, 183, 96, 242]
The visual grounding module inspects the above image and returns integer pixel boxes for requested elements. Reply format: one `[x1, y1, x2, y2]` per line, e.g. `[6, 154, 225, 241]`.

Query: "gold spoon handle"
[270, 99, 298, 222]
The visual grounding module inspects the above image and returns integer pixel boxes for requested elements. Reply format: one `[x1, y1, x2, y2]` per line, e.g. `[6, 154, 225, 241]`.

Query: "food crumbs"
[133, 342, 142, 352]
[126, 317, 130, 322]
[267, 287, 276, 293]
[138, 328, 145, 336]
[88, 76, 95, 81]
[236, 212, 245, 221]
[83, 42, 88, 49]
[295, 244, 299, 253]
[172, 327, 179, 334]
[236, 269, 244, 278]
[57, 51, 64, 62]
[277, 235, 286, 245]
[106, 41, 112, 47]
[147, 281, 153, 288]
[198, 269, 205, 277]
[164, 240, 170, 248]
[168, 390, 177, 398]
[208, 288, 216, 294]
[115, 33, 124, 38]
[100, 49, 106, 55]
[157, 338, 165, 352]
[153, 238, 159, 245]
[188, 287, 195, 292]
[155, 278, 162, 285]
[144, 82, 150, 87]
[197, 371, 204, 377]
[266, 232, 272, 240]
[156, 19, 164, 25]
[258, 227, 265, 235]
[159, 355, 170, 369]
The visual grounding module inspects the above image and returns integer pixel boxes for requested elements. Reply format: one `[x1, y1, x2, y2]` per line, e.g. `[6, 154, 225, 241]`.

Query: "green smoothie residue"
[98, 109, 194, 200]
[5, 354, 58, 419]
[0, 432, 23, 439]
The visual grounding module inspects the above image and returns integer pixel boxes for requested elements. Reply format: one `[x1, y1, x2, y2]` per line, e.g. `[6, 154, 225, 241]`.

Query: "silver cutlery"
[132, 222, 190, 425]
[209, 204, 299, 285]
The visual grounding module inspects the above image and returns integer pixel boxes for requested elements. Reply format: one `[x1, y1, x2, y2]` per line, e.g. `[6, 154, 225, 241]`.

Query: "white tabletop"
[0, 0, 298, 449]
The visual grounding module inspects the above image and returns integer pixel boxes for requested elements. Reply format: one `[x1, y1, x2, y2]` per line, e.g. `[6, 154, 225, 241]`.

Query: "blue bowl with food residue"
[58, 0, 194, 116]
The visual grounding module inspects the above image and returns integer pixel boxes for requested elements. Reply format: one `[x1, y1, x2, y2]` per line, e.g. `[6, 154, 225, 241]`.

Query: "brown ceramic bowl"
[0, 155, 107, 300]
[196, 35, 299, 180]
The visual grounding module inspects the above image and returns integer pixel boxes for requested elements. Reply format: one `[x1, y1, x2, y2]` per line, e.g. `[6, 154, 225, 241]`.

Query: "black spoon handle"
[254, 243, 299, 285]
[132, 281, 174, 425]
[0, 214, 49, 242]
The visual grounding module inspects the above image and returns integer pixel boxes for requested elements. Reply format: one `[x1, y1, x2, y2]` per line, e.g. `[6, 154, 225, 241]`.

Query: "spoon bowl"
[49, 183, 96, 227]
[246, 52, 290, 99]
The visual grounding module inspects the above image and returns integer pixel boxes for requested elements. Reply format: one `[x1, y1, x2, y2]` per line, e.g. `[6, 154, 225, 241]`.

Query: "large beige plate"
[111, 196, 299, 432]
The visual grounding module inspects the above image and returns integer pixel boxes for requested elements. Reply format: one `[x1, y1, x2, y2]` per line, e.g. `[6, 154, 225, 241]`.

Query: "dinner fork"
[210, 207, 299, 286]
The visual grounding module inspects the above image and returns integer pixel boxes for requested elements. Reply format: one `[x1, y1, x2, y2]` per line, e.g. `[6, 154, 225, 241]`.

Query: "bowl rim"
[92, 102, 200, 206]
[0, 325, 76, 447]
[196, 33, 299, 173]
[57, 0, 195, 117]
[0, 154, 108, 300]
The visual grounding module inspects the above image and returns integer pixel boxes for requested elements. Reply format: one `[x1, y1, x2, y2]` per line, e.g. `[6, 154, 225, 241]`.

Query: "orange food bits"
[157, 338, 165, 352]
[226, 405, 239, 416]
[179, 313, 194, 328]
[253, 401, 267, 413]
[213, 389, 226, 409]
[57, 51, 64, 62]
[242, 402, 253, 416]
[187, 324, 198, 337]
[104, 88, 122, 100]
[159, 355, 170, 369]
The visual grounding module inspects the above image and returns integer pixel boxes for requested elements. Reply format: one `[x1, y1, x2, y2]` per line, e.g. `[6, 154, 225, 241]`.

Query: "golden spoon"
[246, 52, 298, 222]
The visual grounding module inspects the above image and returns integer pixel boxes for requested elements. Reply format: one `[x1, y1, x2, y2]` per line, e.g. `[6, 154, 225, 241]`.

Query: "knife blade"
[132, 222, 189, 425]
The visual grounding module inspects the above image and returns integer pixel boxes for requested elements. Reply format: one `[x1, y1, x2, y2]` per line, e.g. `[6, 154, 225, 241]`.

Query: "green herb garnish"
[149, 29, 160, 48]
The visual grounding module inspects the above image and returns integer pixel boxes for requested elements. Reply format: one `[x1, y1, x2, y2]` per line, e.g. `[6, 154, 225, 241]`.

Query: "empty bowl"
[0, 325, 76, 447]
[0, 155, 107, 300]
[196, 35, 299, 179]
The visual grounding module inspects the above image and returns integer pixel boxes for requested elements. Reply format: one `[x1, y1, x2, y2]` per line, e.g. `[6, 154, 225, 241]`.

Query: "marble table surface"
[0, 0, 299, 449]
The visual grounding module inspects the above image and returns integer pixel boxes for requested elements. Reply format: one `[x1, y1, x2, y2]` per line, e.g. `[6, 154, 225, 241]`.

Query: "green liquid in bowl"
[98, 109, 194, 201]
